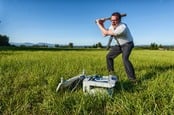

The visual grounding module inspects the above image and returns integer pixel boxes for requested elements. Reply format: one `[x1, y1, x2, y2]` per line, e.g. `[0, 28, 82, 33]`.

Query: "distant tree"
[159, 44, 163, 48]
[150, 42, 158, 50]
[96, 42, 103, 48]
[0, 34, 10, 46]
[41, 44, 48, 48]
[20, 45, 27, 48]
[68, 42, 73, 48]
[55, 44, 60, 48]
[32, 44, 48, 48]
[92, 42, 103, 48]
[92, 44, 97, 48]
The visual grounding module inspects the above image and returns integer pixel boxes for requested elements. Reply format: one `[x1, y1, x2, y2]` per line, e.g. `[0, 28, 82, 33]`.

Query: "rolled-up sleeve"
[113, 24, 126, 37]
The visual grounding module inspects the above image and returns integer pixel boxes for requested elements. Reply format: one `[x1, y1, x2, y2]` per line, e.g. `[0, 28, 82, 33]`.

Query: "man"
[96, 12, 136, 82]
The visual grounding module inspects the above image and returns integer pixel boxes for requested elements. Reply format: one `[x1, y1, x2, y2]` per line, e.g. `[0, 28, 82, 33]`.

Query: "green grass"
[0, 49, 174, 114]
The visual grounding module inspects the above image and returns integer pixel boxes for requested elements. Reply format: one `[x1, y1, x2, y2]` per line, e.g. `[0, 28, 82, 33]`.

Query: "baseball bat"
[95, 13, 127, 23]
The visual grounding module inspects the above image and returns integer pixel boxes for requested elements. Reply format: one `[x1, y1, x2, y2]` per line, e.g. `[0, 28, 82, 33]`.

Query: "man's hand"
[95, 19, 105, 25]
[95, 18, 111, 37]
[99, 19, 105, 24]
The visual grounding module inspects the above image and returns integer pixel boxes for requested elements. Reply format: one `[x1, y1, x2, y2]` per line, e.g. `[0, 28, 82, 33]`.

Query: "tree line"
[0, 34, 10, 46]
[0, 34, 173, 50]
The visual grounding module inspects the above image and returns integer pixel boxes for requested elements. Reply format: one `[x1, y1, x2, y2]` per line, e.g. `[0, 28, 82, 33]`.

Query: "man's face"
[111, 16, 120, 26]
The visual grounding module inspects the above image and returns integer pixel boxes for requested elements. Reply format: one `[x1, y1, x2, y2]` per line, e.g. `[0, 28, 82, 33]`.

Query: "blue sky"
[0, 0, 174, 45]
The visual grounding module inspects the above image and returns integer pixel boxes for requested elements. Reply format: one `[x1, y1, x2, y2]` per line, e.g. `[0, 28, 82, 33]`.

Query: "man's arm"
[96, 20, 115, 37]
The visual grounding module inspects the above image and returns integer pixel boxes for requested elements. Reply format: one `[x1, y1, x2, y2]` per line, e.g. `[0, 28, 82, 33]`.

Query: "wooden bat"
[95, 13, 127, 23]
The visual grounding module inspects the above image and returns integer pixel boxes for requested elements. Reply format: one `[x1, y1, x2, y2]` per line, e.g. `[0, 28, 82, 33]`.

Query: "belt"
[120, 41, 133, 47]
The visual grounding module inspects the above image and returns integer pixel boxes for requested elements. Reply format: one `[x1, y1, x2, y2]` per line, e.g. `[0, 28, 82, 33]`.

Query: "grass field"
[0, 49, 174, 114]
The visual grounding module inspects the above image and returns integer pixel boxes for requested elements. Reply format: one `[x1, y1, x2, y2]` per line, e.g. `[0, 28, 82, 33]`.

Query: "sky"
[0, 0, 174, 46]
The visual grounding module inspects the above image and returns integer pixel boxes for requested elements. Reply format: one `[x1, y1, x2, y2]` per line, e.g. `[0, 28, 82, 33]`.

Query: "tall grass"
[0, 50, 174, 114]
